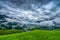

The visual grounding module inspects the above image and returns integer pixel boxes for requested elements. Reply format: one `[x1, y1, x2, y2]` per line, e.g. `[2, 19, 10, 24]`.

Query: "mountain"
[0, 0, 60, 30]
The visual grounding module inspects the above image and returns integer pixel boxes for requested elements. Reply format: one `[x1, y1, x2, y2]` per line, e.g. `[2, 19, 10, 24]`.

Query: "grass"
[0, 30, 60, 40]
[0, 30, 23, 35]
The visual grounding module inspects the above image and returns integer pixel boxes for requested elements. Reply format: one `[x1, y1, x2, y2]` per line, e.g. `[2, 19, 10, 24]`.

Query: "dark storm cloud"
[0, 0, 60, 27]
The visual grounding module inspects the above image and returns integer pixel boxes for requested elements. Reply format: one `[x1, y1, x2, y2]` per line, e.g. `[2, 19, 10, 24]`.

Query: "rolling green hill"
[0, 30, 60, 40]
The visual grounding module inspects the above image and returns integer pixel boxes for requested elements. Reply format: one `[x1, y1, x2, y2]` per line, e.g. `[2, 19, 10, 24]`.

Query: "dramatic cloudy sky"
[0, 0, 60, 26]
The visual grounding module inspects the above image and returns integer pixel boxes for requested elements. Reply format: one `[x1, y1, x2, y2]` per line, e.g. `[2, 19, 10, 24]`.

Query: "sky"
[0, 0, 60, 27]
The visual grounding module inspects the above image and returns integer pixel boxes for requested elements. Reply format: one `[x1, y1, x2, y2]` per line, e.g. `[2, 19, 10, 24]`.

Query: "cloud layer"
[0, 0, 60, 27]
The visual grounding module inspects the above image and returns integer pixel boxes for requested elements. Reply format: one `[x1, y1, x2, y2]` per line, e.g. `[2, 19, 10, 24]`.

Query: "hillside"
[0, 30, 60, 40]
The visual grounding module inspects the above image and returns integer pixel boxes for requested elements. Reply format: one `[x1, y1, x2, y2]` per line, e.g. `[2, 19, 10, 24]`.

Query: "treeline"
[0, 25, 60, 31]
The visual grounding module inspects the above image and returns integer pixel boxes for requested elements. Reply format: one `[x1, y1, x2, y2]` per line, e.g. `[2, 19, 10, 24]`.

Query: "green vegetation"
[0, 30, 60, 40]
[0, 26, 60, 40]
[0, 30, 23, 35]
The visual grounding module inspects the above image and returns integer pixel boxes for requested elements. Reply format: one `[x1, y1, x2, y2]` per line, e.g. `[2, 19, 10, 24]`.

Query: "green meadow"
[0, 30, 60, 40]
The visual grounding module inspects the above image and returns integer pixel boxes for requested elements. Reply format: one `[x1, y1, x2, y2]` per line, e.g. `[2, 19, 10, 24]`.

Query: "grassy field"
[0, 30, 60, 40]
[0, 30, 23, 35]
